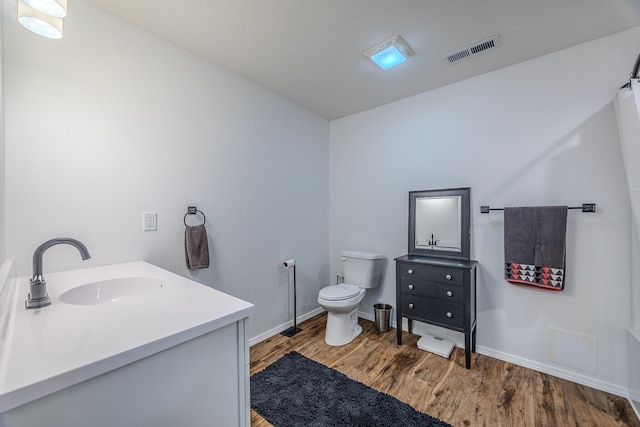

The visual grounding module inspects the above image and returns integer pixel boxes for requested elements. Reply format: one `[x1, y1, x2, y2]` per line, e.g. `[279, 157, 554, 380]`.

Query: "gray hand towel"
[504, 206, 567, 290]
[185, 224, 210, 270]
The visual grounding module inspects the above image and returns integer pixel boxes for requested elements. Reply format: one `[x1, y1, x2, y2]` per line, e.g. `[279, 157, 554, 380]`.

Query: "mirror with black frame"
[408, 187, 471, 260]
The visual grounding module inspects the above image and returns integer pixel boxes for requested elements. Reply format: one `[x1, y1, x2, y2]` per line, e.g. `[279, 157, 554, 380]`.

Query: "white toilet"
[318, 250, 384, 346]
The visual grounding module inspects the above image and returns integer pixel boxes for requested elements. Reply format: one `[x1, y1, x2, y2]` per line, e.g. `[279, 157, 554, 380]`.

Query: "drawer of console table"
[399, 294, 464, 329]
[398, 263, 464, 285]
[400, 277, 463, 304]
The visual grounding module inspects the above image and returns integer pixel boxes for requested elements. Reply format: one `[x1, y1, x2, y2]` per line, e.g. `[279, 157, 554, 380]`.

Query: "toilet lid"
[319, 284, 360, 301]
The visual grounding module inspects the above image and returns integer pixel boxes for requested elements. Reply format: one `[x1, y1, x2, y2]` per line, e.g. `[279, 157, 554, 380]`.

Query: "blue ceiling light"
[364, 35, 414, 70]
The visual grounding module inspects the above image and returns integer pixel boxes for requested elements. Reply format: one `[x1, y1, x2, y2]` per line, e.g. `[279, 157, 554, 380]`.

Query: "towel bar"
[480, 203, 596, 214]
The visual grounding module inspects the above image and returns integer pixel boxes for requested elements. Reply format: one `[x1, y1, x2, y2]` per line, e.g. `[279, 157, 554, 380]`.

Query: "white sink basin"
[59, 276, 168, 305]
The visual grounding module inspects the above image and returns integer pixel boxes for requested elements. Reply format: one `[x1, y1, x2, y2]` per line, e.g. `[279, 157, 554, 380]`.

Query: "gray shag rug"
[250, 351, 453, 427]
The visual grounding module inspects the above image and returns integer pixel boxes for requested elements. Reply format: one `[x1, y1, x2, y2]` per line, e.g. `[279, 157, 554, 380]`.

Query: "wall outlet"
[143, 212, 157, 231]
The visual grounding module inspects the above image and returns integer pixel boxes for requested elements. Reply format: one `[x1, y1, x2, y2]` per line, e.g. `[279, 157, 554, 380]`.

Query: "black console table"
[395, 255, 478, 369]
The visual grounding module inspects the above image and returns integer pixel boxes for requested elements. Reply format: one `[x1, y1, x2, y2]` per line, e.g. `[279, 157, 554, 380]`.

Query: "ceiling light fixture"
[22, 0, 67, 18]
[18, 0, 65, 39]
[364, 35, 414, 70]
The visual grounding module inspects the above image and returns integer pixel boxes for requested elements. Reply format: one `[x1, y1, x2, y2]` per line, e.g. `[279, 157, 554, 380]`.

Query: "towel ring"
[184, 207, 206, 226]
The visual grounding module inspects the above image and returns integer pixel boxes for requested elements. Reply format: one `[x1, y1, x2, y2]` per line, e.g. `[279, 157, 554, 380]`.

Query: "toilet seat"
[319, 284, 360, 301]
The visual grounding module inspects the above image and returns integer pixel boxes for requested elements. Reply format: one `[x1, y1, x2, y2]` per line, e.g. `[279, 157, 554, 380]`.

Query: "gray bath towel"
[185, 224, 210, 269]
[504, 206, 567, 290]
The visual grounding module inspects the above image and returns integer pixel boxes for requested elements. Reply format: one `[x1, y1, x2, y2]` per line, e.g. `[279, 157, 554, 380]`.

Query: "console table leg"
[472, 326, 476, 353]
[465, 332, 471, 369]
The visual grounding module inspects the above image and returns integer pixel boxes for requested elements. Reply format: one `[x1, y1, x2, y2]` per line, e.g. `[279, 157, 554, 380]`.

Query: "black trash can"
[373, 304, 392, 333]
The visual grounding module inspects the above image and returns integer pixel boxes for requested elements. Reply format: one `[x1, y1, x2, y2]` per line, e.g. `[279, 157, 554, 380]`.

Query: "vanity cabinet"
[0, 262, 254, 427]
[395, 255, 477, 369]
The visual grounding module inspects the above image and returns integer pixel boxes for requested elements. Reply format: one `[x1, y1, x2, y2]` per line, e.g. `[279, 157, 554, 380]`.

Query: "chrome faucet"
[26, 238, 91, 309]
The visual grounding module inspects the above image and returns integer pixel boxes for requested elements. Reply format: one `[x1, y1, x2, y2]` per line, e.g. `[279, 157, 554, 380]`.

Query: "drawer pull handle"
[445, 274, 452, 280]
[408, 269, 414, 275]
[408, 284, 414, 290]
[408, 303, 414, 309]
[446, 290, 453, 297]
[446, 312, 453, 318]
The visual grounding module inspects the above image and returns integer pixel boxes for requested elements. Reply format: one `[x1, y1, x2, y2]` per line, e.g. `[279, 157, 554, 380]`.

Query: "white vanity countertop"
[0, 261, 255, 412]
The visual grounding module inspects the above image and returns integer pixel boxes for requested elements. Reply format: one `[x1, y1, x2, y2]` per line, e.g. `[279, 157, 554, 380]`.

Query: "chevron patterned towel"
[504, 206, 568, 291]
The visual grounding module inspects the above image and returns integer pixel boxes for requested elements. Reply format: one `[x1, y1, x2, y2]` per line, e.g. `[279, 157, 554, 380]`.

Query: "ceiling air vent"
[443, 35, 501, 64]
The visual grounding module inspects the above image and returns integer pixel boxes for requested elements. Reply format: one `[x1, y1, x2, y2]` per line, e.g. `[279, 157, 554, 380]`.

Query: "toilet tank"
[341, 250, 384, 289]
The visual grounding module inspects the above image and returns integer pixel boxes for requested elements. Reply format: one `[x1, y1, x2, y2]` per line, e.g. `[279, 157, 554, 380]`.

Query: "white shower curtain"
[614, 78, 640, 239]
[615, 77, 640, 410]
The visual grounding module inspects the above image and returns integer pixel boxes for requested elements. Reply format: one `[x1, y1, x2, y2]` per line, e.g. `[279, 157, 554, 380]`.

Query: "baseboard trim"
[358, 311, 629, 398]
[476, 346, 628, 398]
[249, 307, 324, 347]
[631, 399, 640, 423]
[253, 310, 629, 398]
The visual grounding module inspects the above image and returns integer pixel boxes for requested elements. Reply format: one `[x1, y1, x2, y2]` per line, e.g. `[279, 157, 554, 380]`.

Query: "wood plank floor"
[250, 313, 639, 427]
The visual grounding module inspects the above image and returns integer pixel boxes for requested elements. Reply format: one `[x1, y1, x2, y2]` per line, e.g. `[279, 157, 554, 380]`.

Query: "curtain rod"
[480, 203, 596, 214]
[620, 52, 640, 89]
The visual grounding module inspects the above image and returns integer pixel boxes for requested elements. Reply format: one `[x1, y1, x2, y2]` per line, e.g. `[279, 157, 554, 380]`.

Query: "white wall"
[330, 27, 640, 393]
[2, 0, 330, 339]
